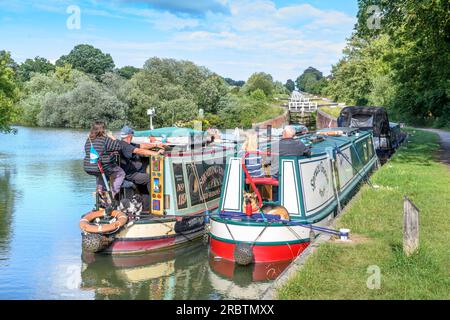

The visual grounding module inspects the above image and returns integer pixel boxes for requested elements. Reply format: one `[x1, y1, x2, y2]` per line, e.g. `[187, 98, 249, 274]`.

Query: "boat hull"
[96, 214, 206, 255]
[210, 237, 309, 263]
[105, 227, 205, 255]
[208, 216, 327, 263]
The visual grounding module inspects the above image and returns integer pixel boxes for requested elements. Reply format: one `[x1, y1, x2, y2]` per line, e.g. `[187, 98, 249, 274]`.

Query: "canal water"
[0, 127, 289, 299]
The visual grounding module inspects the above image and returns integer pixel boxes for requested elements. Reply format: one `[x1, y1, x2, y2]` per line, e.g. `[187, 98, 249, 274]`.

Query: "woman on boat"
[240, 131, 264, 178]
[83, 121, 125, 199]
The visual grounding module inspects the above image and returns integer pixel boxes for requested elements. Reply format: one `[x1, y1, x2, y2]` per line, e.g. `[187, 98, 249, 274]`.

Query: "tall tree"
[296, 67, 326, 94]
[244, 72, 274, 96]
[327, 0, 450, 126]
[18, 57, 55, 82]
[117, 66, 140, 79]
[285, 79, 295, 93]
[224, 78, 245, 87]
[0, 51, 18, 133]
[56, 44, 115, 78]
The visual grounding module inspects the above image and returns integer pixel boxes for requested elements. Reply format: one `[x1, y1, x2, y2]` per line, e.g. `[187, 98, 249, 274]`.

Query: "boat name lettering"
[310, 161, 329, 197]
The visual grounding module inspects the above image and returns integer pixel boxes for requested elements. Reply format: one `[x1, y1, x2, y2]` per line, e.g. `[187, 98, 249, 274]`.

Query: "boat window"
[367, 138, 374, 158]
[354, 140, 370, 166]
[187, 160, 225, 206]
[350, 114, 373, 128]
[173, 163, 188, 209]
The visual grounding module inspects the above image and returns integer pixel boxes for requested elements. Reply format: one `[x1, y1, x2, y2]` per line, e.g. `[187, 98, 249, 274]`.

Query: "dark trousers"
[127, 172, 151, 194]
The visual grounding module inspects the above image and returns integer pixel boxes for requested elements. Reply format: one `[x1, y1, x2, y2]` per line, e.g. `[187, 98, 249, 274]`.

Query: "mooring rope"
[334, 143, 374, 189]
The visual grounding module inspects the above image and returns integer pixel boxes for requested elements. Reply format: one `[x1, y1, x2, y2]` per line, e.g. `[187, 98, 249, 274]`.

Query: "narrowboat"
[80, 127, 236, 255]
[208, 127, 378, 264]
[337, 106, 406, 160]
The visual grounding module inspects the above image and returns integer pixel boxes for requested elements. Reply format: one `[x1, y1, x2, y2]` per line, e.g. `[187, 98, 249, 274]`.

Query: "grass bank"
[277, 129, 450, 299]
[319, 106, 343, 118]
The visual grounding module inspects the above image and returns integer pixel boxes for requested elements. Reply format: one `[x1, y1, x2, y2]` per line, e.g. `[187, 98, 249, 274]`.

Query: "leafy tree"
[250, 88, 267, 100]
[101, 72, 129, 105]
[18, 67, 126, 128]
[0, 50, 18, 72]
[0, 51, 18, 133]
[197, 75, 228, 113]
[244, 72, 274, 96]
[127, 57, 229, 128]
[18, 69, 73, 126]
[273, 81, 289, 95]
[224, 78, 245, 87]
[326, 0, 449, 127]
[296, 67, 326, 94]
[39, 79, 127, 128]
[117, 66, 140, 79]
[285, 79, 295, 93]
[56, 44, 115, 78]
[18, 57, 55, 82]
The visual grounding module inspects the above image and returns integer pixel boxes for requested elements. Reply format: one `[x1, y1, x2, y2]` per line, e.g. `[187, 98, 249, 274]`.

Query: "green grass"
[318, 106, 343, 118]
[277, 129, 450, 299]
[253, 100, 285, 124]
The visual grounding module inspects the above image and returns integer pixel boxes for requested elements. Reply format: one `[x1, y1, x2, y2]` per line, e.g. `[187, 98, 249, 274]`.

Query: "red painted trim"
[111, 251, 175, 268]
[209, 254, 292, 281]
[209, 238, 310, 263]
[108, 237, 176, 253]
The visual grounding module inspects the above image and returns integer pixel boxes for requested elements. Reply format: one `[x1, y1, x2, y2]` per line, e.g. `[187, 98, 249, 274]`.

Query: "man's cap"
[120, 125, 135, 137]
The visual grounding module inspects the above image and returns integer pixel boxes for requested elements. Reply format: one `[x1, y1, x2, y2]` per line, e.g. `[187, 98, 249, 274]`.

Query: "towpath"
[420, 128, 450, 168]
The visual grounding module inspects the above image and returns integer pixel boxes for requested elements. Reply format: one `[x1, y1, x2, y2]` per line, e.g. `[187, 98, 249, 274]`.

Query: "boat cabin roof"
[261, 128, 370, 156]
[134, 127, 205, 138]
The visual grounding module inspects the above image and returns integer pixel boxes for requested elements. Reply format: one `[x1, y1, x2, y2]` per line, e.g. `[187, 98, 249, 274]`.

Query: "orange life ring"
[80, 209, 128, 234]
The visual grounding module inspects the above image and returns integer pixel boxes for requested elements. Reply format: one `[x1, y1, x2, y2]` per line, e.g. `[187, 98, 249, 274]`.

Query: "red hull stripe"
[209, 237, 310, 263]
[109, 237, 176, 253]
[106, 228, 204, 254]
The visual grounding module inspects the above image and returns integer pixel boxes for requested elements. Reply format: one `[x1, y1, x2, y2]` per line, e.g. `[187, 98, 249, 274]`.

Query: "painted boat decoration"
[208, 127, 378, 264]
[80, 127, 236, 255]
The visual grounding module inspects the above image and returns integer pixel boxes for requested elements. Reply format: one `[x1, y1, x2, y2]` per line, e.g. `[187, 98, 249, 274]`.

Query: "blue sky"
[0, 0, 358, 81]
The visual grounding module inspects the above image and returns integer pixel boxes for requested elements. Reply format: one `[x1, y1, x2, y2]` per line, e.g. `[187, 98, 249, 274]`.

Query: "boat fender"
[202, 232, 210, 245]
[234, 243, 254, 266]
[81, 233, 114, 253]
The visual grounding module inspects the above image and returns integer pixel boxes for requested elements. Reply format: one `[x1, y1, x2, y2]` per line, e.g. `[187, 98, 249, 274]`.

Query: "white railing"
[288, 91, 318, 114]
[288, 101, 318, 114]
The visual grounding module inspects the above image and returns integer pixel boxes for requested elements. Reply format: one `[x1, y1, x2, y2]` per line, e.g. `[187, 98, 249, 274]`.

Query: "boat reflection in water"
[208, 254, 291, 299]
[80, 240, 290, 300]
[81, 240, 210, 299]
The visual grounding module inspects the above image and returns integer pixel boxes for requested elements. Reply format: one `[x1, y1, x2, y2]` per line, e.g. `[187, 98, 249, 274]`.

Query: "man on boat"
[270, 126, 310, 199]
[118, 126, 164, 193]
[279, 126, 308, 157]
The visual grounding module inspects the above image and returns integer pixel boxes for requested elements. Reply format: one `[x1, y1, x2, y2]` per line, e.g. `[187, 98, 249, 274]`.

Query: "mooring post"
[403, 196, 420, 256]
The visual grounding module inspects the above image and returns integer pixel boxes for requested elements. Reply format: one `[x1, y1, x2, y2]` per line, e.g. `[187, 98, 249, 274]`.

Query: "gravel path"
[420, 128, 450, 168]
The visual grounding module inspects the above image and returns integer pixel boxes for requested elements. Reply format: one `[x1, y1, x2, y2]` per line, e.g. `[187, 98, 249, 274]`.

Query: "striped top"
[241, 151, 264, 178]
[83, 136, 121, 175]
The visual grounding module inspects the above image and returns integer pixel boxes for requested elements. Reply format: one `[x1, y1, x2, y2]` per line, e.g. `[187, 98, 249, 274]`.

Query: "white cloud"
[1, 0, 356, 81]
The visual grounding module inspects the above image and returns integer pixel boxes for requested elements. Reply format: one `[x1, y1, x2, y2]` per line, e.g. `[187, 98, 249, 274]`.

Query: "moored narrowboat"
[80, 127, 236, 255]
[337, 106, 406, 160]
[208, 127, 378, 264]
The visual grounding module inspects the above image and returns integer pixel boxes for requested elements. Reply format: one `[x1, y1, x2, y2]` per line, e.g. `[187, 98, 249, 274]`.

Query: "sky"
[0, 0, 358, 82]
